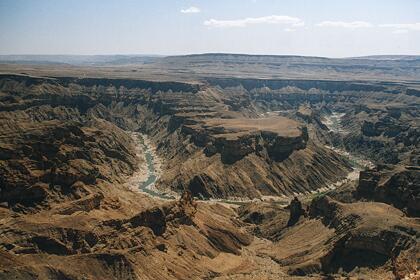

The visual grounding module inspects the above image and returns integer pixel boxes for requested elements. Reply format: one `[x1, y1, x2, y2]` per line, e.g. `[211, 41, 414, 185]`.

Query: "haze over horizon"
[1, 0, 420, 58]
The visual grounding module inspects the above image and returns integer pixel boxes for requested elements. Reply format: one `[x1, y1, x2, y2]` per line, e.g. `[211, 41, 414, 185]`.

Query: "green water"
[135, 134, 293, 205]
[137, 135, 174, 200]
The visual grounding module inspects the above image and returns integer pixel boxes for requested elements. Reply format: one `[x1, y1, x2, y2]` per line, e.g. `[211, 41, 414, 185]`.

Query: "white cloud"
[180, 6, 200, 14]
[203, 15, 304, 28]
[392, 29, 409, 34]
[379, 23, 420, 31]
[284, 28, 295, 32]
[316, 21, 373, 28]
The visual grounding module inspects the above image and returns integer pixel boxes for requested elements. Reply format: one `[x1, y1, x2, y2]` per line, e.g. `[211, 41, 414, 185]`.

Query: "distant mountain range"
[0, 53, 419, 66]
[1, 53, 419, 82]
[0, 54, 163, 66]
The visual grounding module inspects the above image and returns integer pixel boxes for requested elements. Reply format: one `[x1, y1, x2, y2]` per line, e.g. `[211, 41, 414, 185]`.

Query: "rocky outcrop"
[335, 105, 420, 165]
[0, 193, 253, 280]
[357, 165, 420, 216]
[156, 137, 352, 199]
[257, 195, 419, 277]
[286, 197, 306, 226]
[149, 111, 349, 199]
[309, 196, 419, 274]
[208, 78, 388, 93]
[185, 124, 308, 164]
[264, 129, 308, 161]
[126, 194, 197, 236]
[361, 115, 412, 138]
[57, 192, 104, 215]
[0, 118, 137, 210]
[238, 202, 290, 240]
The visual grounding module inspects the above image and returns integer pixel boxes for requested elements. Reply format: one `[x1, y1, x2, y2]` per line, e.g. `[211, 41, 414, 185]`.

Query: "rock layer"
[357, 164, 420, 217]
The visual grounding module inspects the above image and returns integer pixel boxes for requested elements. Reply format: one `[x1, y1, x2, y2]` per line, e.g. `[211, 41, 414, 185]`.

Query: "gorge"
[0, 54, 419, 280]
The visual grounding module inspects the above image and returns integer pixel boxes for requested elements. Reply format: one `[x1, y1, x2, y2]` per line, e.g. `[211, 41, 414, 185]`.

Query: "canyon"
[0, 54, 419, 279]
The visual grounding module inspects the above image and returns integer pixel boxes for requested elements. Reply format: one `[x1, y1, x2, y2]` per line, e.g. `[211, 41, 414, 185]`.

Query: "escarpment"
[153, 113, 350, 198]
[338, 104, 419, 165]
[357, 164, 420, 216]
[252, 196, 419, 277]
[308, 196, 419, 274]
[0, 194, 252, 279]
[182, 116, 308, 163]
[0, 118, 138, 210]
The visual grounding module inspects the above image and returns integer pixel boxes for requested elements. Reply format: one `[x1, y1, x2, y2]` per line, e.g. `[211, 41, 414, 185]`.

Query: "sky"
[0, 0, 419, 57]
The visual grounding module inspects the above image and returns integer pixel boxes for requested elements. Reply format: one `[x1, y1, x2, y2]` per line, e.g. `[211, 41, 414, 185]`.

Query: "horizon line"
[1, 52, 420, 60]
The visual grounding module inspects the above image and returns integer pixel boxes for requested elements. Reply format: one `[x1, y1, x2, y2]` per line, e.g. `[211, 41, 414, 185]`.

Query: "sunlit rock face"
[357, 165, 420, 217]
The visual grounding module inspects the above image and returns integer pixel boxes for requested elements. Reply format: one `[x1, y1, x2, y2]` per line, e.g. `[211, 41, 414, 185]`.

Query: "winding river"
[130, 132, 287, 206]
[130, 112, 374, 204]
[133, 133, 175, 200]
[322, 112, 375, 169]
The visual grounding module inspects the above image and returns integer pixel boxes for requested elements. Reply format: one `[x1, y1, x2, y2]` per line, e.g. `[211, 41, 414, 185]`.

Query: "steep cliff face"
[356, 112, 419, 164]
[0, 196, 253, 280]
[309, 196, 419, 274]
[203, 78, 419, 168]
[155, 135, 351, 199]
[0, 118, 138, 210]
[251, 196, 419, 277]
[207, 78, 393, 94]
[0, 76, 146, 211]
[182, 116, 308, 164]
[357, 165, 420, 217]
[207, 78, 401, 112]
[134, 101, 351, 198]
